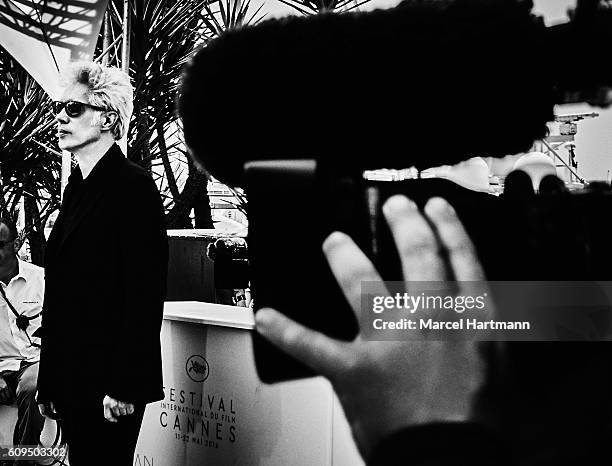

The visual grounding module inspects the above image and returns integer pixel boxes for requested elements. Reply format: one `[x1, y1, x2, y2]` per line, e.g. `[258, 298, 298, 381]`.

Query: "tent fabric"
[0, 0, 109, 98]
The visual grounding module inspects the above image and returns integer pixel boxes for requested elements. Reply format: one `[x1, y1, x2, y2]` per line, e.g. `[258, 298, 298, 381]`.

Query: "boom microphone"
[179, 0, 612, 187]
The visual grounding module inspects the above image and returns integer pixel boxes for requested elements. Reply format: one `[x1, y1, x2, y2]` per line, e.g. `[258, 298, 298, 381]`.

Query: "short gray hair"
[61, 62, 133, 140]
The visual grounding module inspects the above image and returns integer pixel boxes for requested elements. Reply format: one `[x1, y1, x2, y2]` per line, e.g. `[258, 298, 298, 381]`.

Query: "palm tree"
[0, 0, 264, 260]
[0, 46, 61, 265]
[276, 0, 373, 15]
[103, 0, 263, 227]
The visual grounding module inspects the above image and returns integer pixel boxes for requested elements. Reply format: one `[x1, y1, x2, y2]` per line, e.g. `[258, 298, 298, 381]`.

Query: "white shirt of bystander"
[0, 259, 44, 372]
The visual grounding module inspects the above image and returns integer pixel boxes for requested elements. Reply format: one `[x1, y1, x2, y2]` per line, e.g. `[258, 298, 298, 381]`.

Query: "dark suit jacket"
[37, 144, 168, 405]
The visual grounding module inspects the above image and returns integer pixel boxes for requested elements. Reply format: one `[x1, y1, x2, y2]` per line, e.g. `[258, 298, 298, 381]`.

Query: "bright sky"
[255, 0, 578, 21]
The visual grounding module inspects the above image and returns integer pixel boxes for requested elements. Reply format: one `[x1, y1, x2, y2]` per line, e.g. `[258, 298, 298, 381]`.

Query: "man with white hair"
[36, 62, 168, 465]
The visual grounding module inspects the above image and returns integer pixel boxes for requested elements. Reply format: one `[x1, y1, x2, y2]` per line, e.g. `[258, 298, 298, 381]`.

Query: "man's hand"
[103, 395, 135, 423]
[255, 196, 487, 459]
[38, 401, 59, 419]
[0, 375, 13, 405]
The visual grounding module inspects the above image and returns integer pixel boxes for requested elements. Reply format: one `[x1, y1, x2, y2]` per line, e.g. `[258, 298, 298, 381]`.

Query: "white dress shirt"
[0, 259, 44, 372]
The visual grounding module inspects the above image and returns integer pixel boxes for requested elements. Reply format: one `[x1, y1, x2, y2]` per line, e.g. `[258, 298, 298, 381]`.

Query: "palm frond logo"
[186, 354, 210, 382]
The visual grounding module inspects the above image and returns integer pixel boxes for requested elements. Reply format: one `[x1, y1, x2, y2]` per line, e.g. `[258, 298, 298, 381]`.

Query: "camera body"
[246, 160, 612, 383]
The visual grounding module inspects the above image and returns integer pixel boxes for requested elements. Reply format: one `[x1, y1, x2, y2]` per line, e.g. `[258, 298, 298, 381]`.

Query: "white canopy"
[0, 0, 109, 99]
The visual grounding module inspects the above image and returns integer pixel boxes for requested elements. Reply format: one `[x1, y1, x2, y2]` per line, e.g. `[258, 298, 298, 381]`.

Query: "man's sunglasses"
[52, 100, 107, 118]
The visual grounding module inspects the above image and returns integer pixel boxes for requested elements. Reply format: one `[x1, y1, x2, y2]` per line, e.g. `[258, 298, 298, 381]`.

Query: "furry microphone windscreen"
[179, 0, 554, 187]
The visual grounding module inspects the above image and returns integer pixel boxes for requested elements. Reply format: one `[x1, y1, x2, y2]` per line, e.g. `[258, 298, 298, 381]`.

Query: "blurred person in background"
[0, 217, 45, 466]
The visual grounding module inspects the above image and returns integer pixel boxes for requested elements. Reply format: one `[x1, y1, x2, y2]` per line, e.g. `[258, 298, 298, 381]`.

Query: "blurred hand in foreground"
[255, 195, 486, 459]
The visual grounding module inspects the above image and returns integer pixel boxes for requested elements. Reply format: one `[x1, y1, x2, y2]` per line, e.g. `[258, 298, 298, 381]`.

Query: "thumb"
[255, 307, 352, 378]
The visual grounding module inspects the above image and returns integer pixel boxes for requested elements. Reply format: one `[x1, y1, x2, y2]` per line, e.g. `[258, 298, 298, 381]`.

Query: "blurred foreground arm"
[256, 196, 507, 464]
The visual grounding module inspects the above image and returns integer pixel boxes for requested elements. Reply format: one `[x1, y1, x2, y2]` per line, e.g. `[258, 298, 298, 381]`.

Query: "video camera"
[179, 0, 612, 382]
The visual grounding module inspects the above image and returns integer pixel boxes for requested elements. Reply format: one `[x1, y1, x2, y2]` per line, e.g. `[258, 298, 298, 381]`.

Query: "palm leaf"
[276, 0, 373, 15]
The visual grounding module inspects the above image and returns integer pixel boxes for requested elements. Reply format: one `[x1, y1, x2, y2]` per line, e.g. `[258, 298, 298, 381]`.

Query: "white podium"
[134, 302, 363, 466]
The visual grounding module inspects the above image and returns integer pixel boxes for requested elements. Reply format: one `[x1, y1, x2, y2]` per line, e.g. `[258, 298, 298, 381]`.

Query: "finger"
[104, 404, 117, 423]
[126, 404, 135, 415]
[112, 406, 122, 417]
[322, 231, 388, 319]
[38, 404, 47, 417]
[256, 307, 352, 378]
[118, 406, 127, 416]
[424, 198, 485, 281]
[49, 402, 58, 417]
[383, 195, 446, 282]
